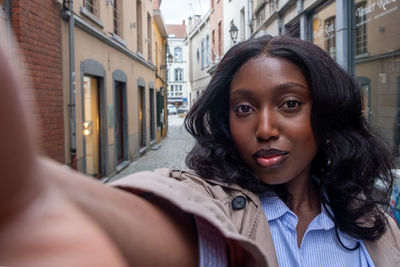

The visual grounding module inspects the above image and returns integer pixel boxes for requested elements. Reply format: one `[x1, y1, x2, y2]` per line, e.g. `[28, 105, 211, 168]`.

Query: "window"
[174, 68, 183, 81]
[218, 21, 222, 57]
[256, 7, 265, 28]
[147, 13, 152, 61]
[240, 8, 245, 41]
[196, 49, 200, 64]
[113, 0, 122, 36]
[285, 21, 300, 38]
[174, 47, 182, 62]
[83, 0, 97, 15]
[173, 85, 182, 96]
[201, 40, 205, 69]
[311, 1, 336, 58]
[270, 0, 279, 13]
[155, 42, 158, 68]
[325, 16, 336, 60]
[355, 1, 368, 55]
[211, 30, 215, 62]
[136, 0, 143, 53]
[206, 35, 210, 65]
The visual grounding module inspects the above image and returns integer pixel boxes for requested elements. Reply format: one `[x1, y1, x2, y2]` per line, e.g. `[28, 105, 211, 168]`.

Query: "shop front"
[310, 0, 400, 225]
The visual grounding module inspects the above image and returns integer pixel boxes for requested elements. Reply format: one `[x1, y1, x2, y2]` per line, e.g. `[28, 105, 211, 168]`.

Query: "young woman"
[111, 34, 400, 266]
[1, 33, 399, 266]
[180, 34, 400, 266]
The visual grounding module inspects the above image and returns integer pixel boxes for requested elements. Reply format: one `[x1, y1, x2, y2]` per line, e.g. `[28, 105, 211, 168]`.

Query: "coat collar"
[175, 169, 262, 207]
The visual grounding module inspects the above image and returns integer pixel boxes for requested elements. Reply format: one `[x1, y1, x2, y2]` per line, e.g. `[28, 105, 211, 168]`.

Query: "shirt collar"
[259, 194, 335, 230]
[260, 194, 290, 221]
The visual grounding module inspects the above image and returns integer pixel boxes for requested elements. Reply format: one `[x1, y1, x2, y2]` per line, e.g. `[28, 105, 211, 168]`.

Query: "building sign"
[311, 1, 337, 59]
[355, 0, 398, 27]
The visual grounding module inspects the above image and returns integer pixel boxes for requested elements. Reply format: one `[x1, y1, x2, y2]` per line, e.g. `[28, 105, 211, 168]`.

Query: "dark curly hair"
[184, 35, 395, 246]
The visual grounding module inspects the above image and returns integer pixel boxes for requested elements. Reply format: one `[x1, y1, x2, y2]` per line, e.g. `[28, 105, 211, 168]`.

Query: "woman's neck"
[287, 178, 320, 215]
[285, 173, 321, 247]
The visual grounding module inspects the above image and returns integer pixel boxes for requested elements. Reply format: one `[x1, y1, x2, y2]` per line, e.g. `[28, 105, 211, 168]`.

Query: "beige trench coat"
[111, 169, 400, 267]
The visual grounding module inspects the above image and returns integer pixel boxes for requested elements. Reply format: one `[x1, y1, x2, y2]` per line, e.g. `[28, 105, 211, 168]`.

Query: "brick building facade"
[8, 0, 64, 162]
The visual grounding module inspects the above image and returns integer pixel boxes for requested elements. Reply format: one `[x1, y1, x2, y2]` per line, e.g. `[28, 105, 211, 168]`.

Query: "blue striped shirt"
[197, 195, 375, 267]
[260, 194, 374, 267]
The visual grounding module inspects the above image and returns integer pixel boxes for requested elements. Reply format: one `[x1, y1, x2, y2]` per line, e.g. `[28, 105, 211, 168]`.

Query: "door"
[83, 76, 101, 177]
[150, 88, 155, 140]
[139, 86, 146, 148]
[115, 81, 126, 165]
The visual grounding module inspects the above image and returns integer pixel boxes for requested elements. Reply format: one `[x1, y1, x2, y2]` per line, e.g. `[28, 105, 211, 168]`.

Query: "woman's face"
[229, 56, 317, 186]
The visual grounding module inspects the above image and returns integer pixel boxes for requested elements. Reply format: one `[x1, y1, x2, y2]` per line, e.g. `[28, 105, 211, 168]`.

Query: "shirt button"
[232, 196, 246, 210]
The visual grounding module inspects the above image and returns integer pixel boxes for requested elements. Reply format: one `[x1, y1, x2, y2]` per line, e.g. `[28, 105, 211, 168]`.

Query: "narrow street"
[108, 115, 195, 182]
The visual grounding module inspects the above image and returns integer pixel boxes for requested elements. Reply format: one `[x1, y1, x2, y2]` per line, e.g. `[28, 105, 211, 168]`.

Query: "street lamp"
[229, 22, 239, 44]
[167, 53, 173, 64]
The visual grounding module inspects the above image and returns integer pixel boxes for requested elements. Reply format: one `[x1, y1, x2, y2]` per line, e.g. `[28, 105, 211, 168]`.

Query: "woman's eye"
[281, 100, 302, 110]
[235, 105, 253, 114]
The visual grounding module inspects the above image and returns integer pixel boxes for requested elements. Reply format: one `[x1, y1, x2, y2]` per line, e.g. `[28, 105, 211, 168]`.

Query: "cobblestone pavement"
[108, 114, 195, 182]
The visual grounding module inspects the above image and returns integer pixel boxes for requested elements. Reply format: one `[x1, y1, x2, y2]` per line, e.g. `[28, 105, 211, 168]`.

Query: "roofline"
[154, 9, 168, 38]
[187, 9, 211, 40]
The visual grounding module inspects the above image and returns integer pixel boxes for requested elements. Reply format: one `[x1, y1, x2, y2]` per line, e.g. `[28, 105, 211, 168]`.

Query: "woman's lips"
[253, 148, 289, 168]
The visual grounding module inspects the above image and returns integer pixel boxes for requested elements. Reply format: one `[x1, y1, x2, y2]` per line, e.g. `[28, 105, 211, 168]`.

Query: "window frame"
[174, 47, 183, 62]
[324, 16, 336, 60]
[201, 40, 205, 69]
[355, 1, 368, 56]
[174, 68, 184, 82]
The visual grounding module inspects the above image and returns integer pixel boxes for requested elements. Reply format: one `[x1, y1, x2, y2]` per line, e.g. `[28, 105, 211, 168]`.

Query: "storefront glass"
[312, 1, 337, 60]
[353, 0, 400, 225]
[354, 0, 400, 148]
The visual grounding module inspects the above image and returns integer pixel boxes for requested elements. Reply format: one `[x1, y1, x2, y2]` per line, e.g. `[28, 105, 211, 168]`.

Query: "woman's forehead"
[230, 56, 308, 91]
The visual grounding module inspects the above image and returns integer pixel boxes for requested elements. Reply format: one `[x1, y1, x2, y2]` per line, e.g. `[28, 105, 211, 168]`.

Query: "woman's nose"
[255, 110, 279, 141]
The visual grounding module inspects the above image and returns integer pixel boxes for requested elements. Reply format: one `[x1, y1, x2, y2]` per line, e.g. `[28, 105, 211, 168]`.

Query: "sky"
[160, 0, 210, 25]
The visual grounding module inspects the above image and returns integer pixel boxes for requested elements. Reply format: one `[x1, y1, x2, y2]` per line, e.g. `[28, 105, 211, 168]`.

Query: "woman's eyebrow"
[230, 88, 253, 98]
[231, 82, 307, 97]
[276, 82, 307, 91]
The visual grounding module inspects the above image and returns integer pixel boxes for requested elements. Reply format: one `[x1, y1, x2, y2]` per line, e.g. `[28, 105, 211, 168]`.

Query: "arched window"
[174, 47, 182, 62]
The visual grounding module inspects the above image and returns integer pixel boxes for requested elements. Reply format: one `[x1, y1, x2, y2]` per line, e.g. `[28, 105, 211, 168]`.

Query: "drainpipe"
[336, 0, 354, 75]
[63, 0, 77, 169]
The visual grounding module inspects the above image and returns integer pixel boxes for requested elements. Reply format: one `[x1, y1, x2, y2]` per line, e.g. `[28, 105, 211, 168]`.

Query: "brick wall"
[11, 0, 64, 163]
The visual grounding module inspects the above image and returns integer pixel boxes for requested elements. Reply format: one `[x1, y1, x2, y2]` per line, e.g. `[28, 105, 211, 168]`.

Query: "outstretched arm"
[0, 28, 198, 266]
[43, 158, 199, 267]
